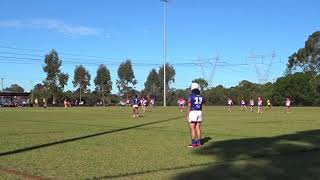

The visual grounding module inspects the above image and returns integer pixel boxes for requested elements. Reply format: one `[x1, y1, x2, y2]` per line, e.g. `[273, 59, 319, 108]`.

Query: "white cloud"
[0, 18, 101, 37]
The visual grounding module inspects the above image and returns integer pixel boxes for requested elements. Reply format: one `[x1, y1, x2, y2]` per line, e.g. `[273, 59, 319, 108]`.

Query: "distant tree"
[144, 68, 160, 97]
[94, 64, 112, 106]
[315, 74, 320, 105]
[43, 49, 69, 105]
[237, 80, 260, 101]
[272, 72, 318, 106]
[192, 78, 209, 90]
[159, 63, 176, 92]
[86, 90, 101, 106]
[73, 65, 91, 102]
[166, 88, 189, 105]
[287, 31, 320, 74]
[32, 83, 45, 101]
[64, 90, 74, 101]
[116, 60, 137, 98]
[4, 84, 24, 93]
[202, 85, 227, 105]
[260, 82, 274, 101]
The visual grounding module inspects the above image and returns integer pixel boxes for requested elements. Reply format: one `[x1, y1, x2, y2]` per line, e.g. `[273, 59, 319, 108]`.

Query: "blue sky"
[0, 0, 319, 93]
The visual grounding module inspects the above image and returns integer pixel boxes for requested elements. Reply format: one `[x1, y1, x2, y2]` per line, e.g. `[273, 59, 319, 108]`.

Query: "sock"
[197, 139, 201, 145]
[192, 139, 196, 145]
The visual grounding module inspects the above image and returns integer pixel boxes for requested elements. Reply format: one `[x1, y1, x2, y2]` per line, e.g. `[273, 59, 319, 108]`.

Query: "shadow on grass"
[175, 129, 320, 180]
[90, 130, 320, 179]
[0, 116, 184, 157]
[201, 137, 212, 145]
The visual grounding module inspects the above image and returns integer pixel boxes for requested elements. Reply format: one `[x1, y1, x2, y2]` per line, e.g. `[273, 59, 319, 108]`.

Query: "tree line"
[26, 49, 177, 106]
[3, 31, 320, 106]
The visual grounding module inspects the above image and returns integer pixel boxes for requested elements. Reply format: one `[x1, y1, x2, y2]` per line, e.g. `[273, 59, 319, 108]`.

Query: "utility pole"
[31, 80, 34, 104]
[161, 0, 168, 106]
[1, 78, 3, 92]
[80, 85, 82, 104]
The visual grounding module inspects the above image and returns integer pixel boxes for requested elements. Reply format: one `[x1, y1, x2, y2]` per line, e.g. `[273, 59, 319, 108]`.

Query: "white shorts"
[188, 111, 202, 123]
[133, 105, 138, 108]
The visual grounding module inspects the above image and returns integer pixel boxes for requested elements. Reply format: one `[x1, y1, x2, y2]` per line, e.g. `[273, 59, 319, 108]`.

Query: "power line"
[0, 43, 288, 88]
[0, 44, 126, 60]
[0, 54, 275, 67]
[0, 55, 161, 67]
[0, 45, 167, 66]
[0, 44, 286, 68]
[1, 43, 283, 67]
[0, 47, 224, 67]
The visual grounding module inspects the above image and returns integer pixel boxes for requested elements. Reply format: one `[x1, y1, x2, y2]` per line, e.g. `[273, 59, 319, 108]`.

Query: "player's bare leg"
[187, 123, 197, 147]
[132, 108, 135, 118]
[136, 108, 139, 117]
[132, 108, 139, 118]
[195, 122, 202, 146]
[189, 123, 196, 140]
[286, 106, 290, 113]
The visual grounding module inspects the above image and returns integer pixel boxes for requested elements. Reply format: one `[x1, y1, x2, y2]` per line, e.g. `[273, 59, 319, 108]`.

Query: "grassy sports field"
[0, 106, 320, 179]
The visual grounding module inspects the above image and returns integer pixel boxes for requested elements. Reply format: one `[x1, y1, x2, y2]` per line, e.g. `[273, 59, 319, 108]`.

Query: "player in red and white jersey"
[177, 97, 185, 112]
[227, 97, 233, 112]
[126, 98, 130, 106]
[257, 96, 263, 114]
[141, 97, 147, 112]
[240, 99, 246, 111]
[149, 96, 155, 110]
[179, 98, 186, 112]
[285, 97, 291, 113]
[177, 97, 181, 110]
[249, 98, 254, 112]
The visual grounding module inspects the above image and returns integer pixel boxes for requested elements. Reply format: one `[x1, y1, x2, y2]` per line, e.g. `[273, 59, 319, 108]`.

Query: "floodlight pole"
[31, 80, 34, 104]
[80, 85, 82, 103]
[161, 0, 168, 107]
[1, 78, 3, 91]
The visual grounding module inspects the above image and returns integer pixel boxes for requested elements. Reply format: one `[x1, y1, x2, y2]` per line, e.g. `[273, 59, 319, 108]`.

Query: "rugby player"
[186, 83, 204, 148]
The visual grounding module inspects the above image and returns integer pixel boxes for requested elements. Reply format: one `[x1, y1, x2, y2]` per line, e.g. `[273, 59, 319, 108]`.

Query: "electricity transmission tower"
[247, 51, 276, 84]
[196, 57, 219, 88]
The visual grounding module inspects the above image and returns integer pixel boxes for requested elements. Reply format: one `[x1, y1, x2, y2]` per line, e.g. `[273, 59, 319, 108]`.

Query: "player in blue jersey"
[186, 82, 204, 148]
[132, 95, 139, 118]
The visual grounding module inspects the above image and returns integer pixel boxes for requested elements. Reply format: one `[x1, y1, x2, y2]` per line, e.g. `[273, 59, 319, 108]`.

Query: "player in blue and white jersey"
[186, 82, 204, 148]
[132, 95, 139, 118]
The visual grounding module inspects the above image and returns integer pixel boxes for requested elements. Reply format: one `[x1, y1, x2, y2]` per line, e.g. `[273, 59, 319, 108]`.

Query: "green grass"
[0, 106, 320, 179]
